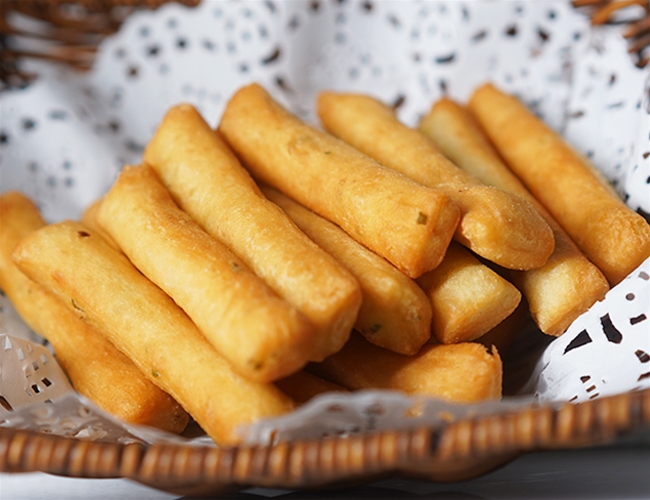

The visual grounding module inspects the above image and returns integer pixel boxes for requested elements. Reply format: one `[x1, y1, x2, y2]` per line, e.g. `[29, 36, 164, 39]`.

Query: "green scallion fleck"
[71, 298, 83, 313]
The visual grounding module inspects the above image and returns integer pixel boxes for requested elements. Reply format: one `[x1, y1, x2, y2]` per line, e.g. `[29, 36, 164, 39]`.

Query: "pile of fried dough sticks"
[2, 83, 649, 445]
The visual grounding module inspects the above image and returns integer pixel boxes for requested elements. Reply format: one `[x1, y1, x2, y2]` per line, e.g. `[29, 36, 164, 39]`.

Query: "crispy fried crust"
[97, 165, 317, 383]
[0, 192, 188, 433]
[218, 83, 461, 279]
[317, 91, 555, 271]
[308, 332, 502, 403]
[468, 83, 650, 286]
[12, 220, 295, 445]
[419, 97, 610, 335]
[417, 242, 521, 344]
[263, 185, 432, 355]
[144, 103, 361, 362]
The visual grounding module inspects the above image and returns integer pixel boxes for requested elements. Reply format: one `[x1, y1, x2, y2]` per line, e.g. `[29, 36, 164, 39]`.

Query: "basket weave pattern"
[1, 389, 648, 495]
[0, 0, 200, 87]
[572, 0, 650, 67]
[1, 0, 648, 89]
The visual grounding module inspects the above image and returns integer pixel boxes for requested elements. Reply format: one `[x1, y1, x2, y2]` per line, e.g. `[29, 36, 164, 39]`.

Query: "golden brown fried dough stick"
[261, 184, 432, 355]
[308, 332, 502, 403]
[416, 242, 521, 344]
[12, 220, 295, 445]
[317, 91, 555, 271]
[0, 192, 188, 433]
[468, 83, 650, 286]
[144, 103, 361, 362]
[419, 97, 610, 335]
[97, 165, 316, 383]
[81, 199, 119, 251]
[218, 83, 460, 279]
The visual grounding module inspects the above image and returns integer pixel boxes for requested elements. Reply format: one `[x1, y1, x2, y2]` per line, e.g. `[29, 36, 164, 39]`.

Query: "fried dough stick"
[262, 185, 432, 355]
[417, 242, 521, 344]
[468, 83, 650, 286]
[218, 83, 461, 279]
[81, 199, 119, 251]
[419, 98, 610, 335]
[0, 192, 188, 433]
[317, 91, 555, 271]
[97, 165, 315, 383]
[144, 103, 361, 362]
[307, 332, 502, 403]
[267, 183, 519, 346]
[12, 220, 295, 445]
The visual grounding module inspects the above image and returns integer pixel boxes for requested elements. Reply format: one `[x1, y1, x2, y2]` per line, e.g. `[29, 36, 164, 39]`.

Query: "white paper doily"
[0, 0, 649, 444]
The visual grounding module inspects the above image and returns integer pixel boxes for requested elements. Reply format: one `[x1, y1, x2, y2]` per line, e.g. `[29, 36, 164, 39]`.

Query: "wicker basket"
[571, 0, 650, 67]
[0, 0, 200, 87]
[1, 388, 648, 495]
[1, 0, 648, 88]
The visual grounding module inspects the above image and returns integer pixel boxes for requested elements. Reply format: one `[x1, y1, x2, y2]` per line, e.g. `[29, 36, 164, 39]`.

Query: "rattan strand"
[0, 0, 200, 87]
[572, 0, 650, 67]
[1, 388, 648, 495]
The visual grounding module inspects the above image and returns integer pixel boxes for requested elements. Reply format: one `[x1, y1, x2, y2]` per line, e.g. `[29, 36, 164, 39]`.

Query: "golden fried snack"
[468, 83, 650, 286]
[307, 332, 502, 403]
[12, 220, 295, 445]
[417, 242, 521, 344]
[261, 184, 432, 355]
[81, 199, 119, 251]
[0, 192, 188, 433]
[97, 165, 316, 383]
[419, 97, 610, 335]
[276, 371, 348, 405]
[144, 104, 361, 362]
[317, 91, 555, 271]
[218, 83, 461, 279]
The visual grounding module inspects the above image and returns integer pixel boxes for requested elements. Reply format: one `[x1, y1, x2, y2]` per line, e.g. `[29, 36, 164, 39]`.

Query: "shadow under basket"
[1, 388, 648, 496]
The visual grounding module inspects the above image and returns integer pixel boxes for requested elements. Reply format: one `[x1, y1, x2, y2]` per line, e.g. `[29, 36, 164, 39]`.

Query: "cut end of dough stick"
[468, 83, 650, 286]
[419, 97, 610, 335]
[219, 83, 461, 278]
[144, 102, 363, 363]
[317, 90, 555, 271]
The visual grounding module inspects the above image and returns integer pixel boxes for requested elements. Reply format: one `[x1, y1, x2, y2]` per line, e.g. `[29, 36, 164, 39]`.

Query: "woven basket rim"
[1, 387, 648, 495]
